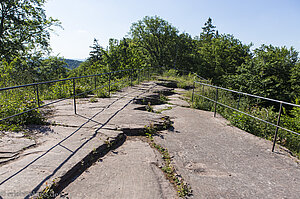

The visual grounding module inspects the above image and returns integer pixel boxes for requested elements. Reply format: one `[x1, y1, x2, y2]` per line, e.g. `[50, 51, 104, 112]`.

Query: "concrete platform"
[155, 106, 300, 199]
[0, 81, 175, 199]
[58, 138, 176, 199]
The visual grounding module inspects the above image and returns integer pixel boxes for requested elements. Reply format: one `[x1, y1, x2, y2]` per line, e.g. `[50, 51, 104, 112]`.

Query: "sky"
[45, 0, 300, 60]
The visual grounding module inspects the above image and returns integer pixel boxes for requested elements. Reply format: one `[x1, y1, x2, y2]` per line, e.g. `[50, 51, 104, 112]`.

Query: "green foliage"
[42, 81, 72, 100]
[281, 99, 300, 156]
[290, 62, 300, 98]
[89, 97, 98, 103]
[95, 89, 110, 98]
[162, 69, 201, 89]
[130, 16, 179, 67]
[0, 0, 60, 60]
[1, 12, 300, 158]
[201, 17, 217, 41]
[0, 57, 37, 87]
[0, 92, 45, 131]
[226, 45, 298, 102]
[64, 59, 83, 70]
[38, 57, 68, 81]
[145, 102, 154, 112]
[197, 33, 252, 84]
[0, 0, 64, 131]
[190, 84, 300, 158]
[159, 93, 168, 103]
[150, 141, 191, 197]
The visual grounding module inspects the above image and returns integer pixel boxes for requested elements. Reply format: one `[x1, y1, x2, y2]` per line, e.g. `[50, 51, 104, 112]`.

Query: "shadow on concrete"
[26, 125, 55, 135]
[0, 84, 156, 198]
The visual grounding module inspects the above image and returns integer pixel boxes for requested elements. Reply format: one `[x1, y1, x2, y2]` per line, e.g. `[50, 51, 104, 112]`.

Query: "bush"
[0, 94, 45, 131]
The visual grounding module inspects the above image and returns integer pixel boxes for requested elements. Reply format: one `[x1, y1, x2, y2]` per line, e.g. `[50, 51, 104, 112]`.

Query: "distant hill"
[63, 59, 83, 70]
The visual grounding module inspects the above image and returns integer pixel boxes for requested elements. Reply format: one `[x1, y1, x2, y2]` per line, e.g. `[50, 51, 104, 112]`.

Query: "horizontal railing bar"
[109, 68, 132, 74]
[195, 82, 300, 108]
[0, 97, 69, 123]
[0, 80, 120, 123]
[74, 84, 109, 98]
[0, 67, 153, 92]
[110, 79, 127, 86]
[0, 72, 109, 92]
[0, 66, 157, 122]
[194, 93, 300, 136]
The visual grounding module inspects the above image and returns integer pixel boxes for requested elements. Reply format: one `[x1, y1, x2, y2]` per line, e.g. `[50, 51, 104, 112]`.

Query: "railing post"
[73, 79, 77, 114]
[108, 73, 111, 96]
[237, 92, 241, 110]
[192, 81, 195, 103]
[272, 102, 283, 152]
[94, 76, 97, 90]
[137, 69, 140, 84]
[35, 84, 40, 107]
[130, 69, 133, 87]
[214, 88, 218, 117]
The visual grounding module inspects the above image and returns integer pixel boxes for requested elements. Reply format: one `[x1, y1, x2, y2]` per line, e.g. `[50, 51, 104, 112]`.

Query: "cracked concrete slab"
[58, 138, 176, 199]
[0, 136, 36, 165]
[155, 105, 300, 199]
[0, 137, 35, 154]
[3, 78, 298, 199]
[0, 81, 176, 199]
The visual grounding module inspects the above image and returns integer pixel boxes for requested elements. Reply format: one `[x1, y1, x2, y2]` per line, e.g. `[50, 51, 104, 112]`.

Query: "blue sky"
[45, 0, 300, 59]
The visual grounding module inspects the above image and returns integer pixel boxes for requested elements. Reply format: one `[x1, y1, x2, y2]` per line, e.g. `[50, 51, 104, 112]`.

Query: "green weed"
[146, 102, 154, 112]
[89, 97, 98, 103]
[150, 141, 192, 197]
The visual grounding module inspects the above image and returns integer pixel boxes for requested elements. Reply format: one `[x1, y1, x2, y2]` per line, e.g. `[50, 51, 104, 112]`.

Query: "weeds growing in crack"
[149, 139, 192, 198]
[89, 97, 98, 103]
[160, 116, 173, 130]
[146, 102, 154, 112]
[144, 123, 192, 198]
[144, 123, 156, 139]
[37, 179, 57, 199]
[159, 93, 169, 104]
[155, 106, 173, 114]
[104, 137, 113, 147]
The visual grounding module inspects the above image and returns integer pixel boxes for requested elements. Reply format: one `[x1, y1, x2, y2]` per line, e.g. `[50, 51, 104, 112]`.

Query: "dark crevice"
[39, 115, 173, 198]
[156, 80, 178, 88]
[50, 133, 127, 197]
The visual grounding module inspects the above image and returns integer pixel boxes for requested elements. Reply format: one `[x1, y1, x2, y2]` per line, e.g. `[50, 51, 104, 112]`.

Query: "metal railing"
[0, 66, 159, 123]
[192, 81, 300, 152]
[2, 65, 299, 153]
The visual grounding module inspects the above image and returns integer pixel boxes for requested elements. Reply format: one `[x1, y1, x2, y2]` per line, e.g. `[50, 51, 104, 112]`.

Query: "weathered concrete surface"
[2, 79, 300, 199]
[0, 134, 36, 164]
[167, 88, 190, 107]
[155, 103, 300, 199]
[58, 138, 176, 199]
[0, 81, 175, 199]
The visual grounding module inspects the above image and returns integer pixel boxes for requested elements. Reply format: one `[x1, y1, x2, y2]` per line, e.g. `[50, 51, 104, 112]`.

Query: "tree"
[196, 19, 251, 84]
[175, 32, 199, 72]
[227, 45, 298, 102]
[129, 16, 179, 67]
[88, 38, 106, 63]
[290, 62, 300, 99]
[38, 57, 67, 81]
[0, 0, 60, 60]
[200, 17, 216, 41]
